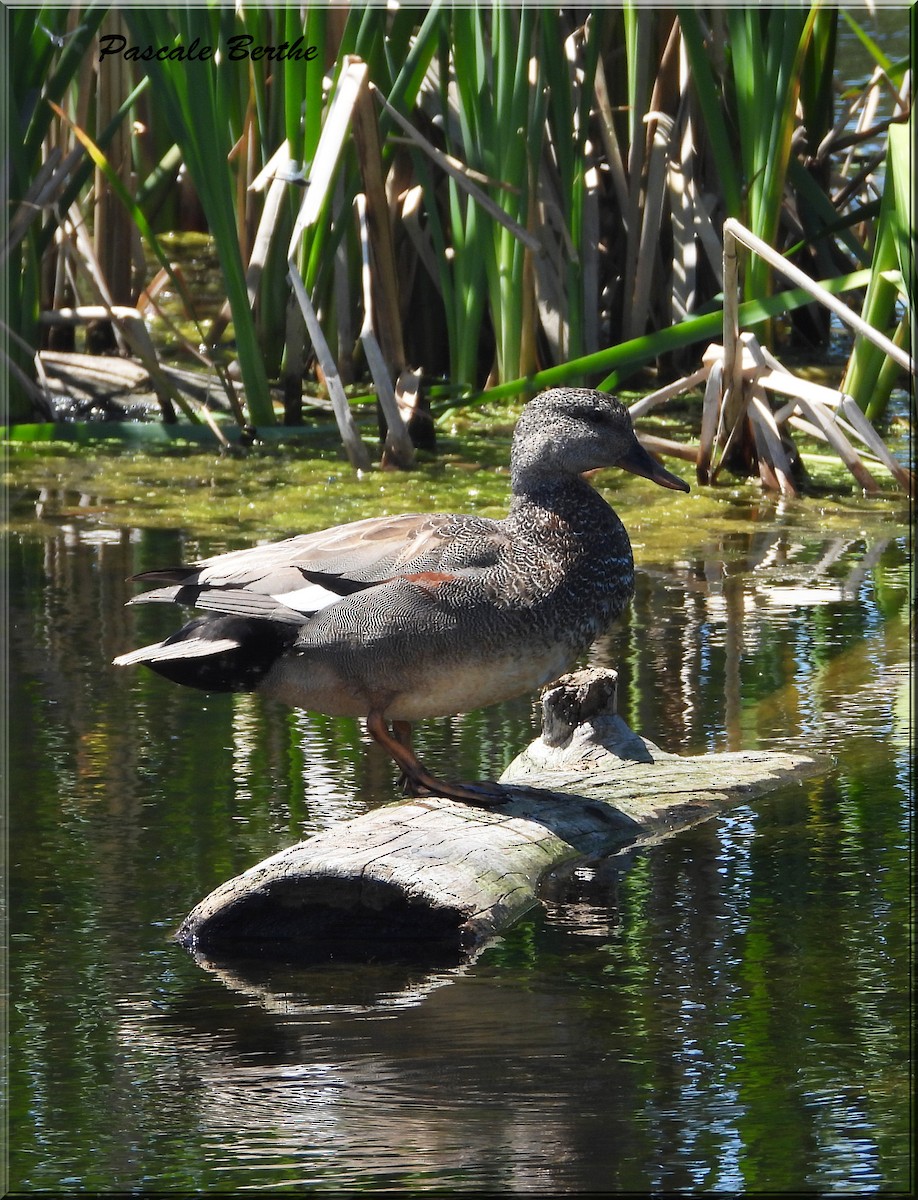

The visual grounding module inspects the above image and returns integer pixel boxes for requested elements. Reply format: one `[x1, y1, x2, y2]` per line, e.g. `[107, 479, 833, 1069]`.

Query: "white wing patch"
[272, 582, 345, 614]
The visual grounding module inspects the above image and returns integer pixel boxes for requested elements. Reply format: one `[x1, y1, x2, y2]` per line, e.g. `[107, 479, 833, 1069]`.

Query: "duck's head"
[511, 388, 690, 492]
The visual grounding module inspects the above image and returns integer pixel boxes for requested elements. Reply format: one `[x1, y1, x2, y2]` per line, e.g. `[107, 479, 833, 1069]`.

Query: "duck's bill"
[618, 438, 691, 492]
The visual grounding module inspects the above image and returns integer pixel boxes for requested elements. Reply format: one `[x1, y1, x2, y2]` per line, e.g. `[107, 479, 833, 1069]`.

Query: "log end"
[176, 867, 471, 961]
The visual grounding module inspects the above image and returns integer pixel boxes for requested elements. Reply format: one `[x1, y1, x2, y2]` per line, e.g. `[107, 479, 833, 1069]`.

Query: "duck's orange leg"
[391, 720, 414, 751]
[366, 712, 505, 806]
[390, 720, 418, 795]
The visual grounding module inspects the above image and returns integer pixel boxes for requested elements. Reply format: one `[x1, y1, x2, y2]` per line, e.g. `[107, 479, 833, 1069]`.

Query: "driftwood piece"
[177, 670, 821, 962]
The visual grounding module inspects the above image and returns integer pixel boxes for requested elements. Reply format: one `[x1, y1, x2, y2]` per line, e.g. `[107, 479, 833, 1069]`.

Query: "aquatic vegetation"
[3, 3, 912, 489]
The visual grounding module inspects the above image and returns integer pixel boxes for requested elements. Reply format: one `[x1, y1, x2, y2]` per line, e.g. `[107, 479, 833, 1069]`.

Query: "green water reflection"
[5, 450, 912, 1193]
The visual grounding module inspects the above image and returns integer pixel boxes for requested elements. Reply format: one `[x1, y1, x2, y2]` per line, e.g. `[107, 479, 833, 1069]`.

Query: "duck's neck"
[506, 470, 634, 630]
[508, 468, 620, 527]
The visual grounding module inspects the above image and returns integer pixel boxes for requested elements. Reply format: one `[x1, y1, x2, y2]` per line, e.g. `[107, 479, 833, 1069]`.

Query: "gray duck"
[114, 388, 689, 802]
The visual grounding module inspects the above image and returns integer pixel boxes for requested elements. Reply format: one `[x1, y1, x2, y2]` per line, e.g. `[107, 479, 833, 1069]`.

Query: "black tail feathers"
[114, 615, 296, 693]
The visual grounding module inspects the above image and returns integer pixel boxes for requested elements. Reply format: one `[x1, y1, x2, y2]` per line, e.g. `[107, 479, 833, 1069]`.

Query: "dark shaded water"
[5, 459, 913, 1194]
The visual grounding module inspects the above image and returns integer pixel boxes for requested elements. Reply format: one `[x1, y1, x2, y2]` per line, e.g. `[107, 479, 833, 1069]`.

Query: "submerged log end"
[175, 796, 579, 959]
[175, 855, 470, 957]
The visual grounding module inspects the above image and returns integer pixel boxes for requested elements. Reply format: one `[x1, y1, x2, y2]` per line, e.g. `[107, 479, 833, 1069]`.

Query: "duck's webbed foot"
[402, 774, 507, 806]
[369, 714, 508, 807]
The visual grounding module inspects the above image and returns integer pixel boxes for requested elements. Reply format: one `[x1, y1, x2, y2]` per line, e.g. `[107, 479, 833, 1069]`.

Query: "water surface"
[6, 447, 912, 1193]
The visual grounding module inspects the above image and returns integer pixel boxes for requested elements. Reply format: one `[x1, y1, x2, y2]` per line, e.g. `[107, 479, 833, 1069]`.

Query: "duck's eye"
[578, 407, 607, 425]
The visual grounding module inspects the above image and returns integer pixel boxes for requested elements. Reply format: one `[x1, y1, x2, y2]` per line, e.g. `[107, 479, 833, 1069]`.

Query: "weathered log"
[176, 670, 822, 962]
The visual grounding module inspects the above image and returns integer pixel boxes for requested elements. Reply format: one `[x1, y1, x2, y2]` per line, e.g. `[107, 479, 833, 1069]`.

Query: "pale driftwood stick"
[836, 395, 914, 494]
[177, 669, 821, 961]
[288, 61, 365, 245]
[790, 391, 881, 493]
[288, 262, 371, 471]
[721, 223, 745, 432]
[41, 305, 189, 425]
[41, 303, 149, 326]
[370, 83, 542, 253]
[637, 433, 699, 464]
[351, 73, 407, 376]
[755, 317, 911, 494]
[749, 388, 798, 497]
[697, 358, 723, 483]
[627, 364, 709, 421]
[724, 217, 914, 376]
[354, 192, 415, 468]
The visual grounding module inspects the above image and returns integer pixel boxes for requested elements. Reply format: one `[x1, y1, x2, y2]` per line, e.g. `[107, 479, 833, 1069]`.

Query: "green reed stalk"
[453, 268, 873, 410]
[287, 4, 441, 404]
[738, 7, 819, 306]
[681, 5, 821, 312]
[484, 3, 537, 383]
[431, 4, 597, 387]
[4, 5, 109, 420]
[433, 8, 490, 387]
[541, 8, 604, 365]
[125, 6, 274, 425]
[837, 12, 914, 420]
[842, 117, 914, 419]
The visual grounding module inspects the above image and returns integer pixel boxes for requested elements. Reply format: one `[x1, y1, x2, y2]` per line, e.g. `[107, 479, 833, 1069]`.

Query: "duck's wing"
[127, 511, 507, 620]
